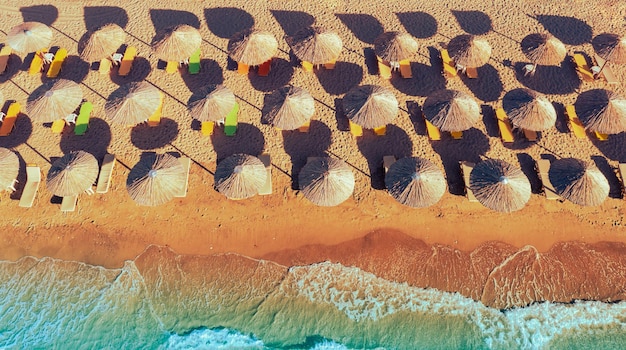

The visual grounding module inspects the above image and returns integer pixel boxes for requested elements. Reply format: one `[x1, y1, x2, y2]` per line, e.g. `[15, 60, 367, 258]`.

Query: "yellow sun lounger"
[440, 49, 457, 78]
[47, 48, 68, 78]
[165, 61, 178, 74]
[423, 113, 441, 141]
[324, 59, 336, 70]
[537, 158, 561, 200]
[99, 58, 112, 75]
[298, 120, 310, 133]
[118, 46, 137, 76]
[237, 62, 249, 75]
[148, 97, 163, 127]
[451, 131, 463, 139]
[0, 45, 11, 74]
[495, 108, 515, 143]
[565, 105, 587, 139]
[96, 154, 116, 194]
[0, 102, 20, 136]
[374, 125, 386, 136]
[302, 61, 314, 73]
[383, 155, 396, 174]
[377, 56, 391, 79]
[349, 120, 363, 137]
[173, 157, 191, 198]
[399, 59, 412, 78]
[18, 164, 41, 208]
[51, 119, 66, 134]
[573, 53, 594, 82]
[460, 161, 478, 202]
[257, 153, 272, 195]
[201, 121, 215, 136]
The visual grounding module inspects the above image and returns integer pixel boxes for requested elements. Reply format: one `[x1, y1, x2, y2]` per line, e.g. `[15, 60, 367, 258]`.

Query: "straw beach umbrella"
[373, 31, 418, 63]
[343, 85, 398, 129]
[549, 158, 609, 206]
[469, 159, 531, 213]
[385, 157, 446, 208]
[592, 33, 626, 64]
[46, 151, 99, 197]
[105, 82, 162, 125]
[521, 33, 566, 65]
[262, 86, 315, 130]
[228, 29, 278, 66]
[127, 153, 186, 206]
[447, 35, 492, 68]
[152, 24, 202, 62]
[299, 157, 355, 207]
[27, 79, 83, 123]
[287, 26, 343, 64]
[188, 85, 236, 122]
[0, 148, 19, 192]
[214, 154, 267, 200]
[575, 89, 626, 134]
[7, 22, 52, 53]
[503, 88, 557, 131]
[79, 23, 126, 62]
[423, 89, 480, 132]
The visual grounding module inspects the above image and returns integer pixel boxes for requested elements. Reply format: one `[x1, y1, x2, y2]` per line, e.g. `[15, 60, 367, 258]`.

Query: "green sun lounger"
[224, 102, 239, 136]
[74, 102, 94, 136]
[188, 49, 201, 75]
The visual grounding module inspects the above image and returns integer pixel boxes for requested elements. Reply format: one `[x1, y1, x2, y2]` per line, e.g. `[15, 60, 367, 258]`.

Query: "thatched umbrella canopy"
[520, 33, 566, 65]
[105, 82, 162, 125]
[7, 22, 52, 53]
[299, 157, 355, 207]
[592, 33, 626, 64]
[447, 35, 492, 67]
[127, 153, 186, 206]
[188, 84, 236, 122]
[228, 29, 278, 66]
[423, 89, 480, 132]
[0, 148, 19, 192]
[373, 31, 418, 62]
[575, 89, 626, 134]
[469, 159, 531, 213]
[46, 151, 99, 197]
[385, 157, 446, 208]
[343, 85, 398, 129]
[79, 23, 126, 62]
[262, 86, 315, 130]
[503, 88, 557, 131]
[286, 26, 343, 64]
[549, 158, 609, 206]
[27, 79, 83, 123]
[152, 24, 202, 62]
[214, 154, 267, 200]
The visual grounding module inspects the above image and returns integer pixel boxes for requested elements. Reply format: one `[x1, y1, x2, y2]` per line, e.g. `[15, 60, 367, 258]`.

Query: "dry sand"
[1, 0, 626, 305]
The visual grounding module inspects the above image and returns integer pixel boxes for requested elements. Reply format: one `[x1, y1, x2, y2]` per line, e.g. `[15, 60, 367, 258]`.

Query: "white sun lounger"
[18, 164, 41, 208]
[460, 161, 478, 202]
[61, 195, 77, 212]
[537, 159, 561, 200]
[96, 154, 116, 194]
[257, 153, 272, 195]
[383, 155, 396, 174]
[173, 157, 191, 198]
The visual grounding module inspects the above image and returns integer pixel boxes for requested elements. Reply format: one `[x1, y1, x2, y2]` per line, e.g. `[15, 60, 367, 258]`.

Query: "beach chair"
[258, 59, 271, 76]
[466, 67, 478, 79]
[28, 49, 47, 75]
[593, 54, 619, 85]
[460, 161, 478, 202]
[99, 58, 112, 75]
[301, 61, 314, 73]
[383, 155, 396, 174]
[201, 121, 214, 136]
[237, 62, 249, 75]
[0, 102, 20, 136]
[399, 59, 412, 78]
[51, 119, 66, 134]
[165, 61, 178, 74]
[0, 45, 11, 74]
[173, 157, 191, 198]
[423, 113, 441, 141]
[377, 56, 392, 79]
[573, 53, 595, 82]
[495, 108, 515, 143]
[349, 120, 363, 137]
[619, 163, 626, 195]
[74, 101, 94, 136]
[46, 48, 67, 78]
[96, 154, 116, 194]
[451, 131, 463, 139]
[374, 125, 386, 136]
[188, 48, 201, 75]
[18, 164, 41, 208]
[257, 153, 272, 195]
[298, 120, 310, 133]
[440, 49, 457, 78]
[324, 59, 336, 70]
[537, 158, 561, 200]
[523, 129, 538, 142]
[224, 102, 239, 136]
[565, 105, 587, 139]
[61, 195, 77, 212]
[148, 97, 163, 127]
[118, 46, 137, 76]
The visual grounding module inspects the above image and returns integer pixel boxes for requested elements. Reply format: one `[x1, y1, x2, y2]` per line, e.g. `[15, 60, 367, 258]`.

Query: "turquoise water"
[0, 247, 625, 349]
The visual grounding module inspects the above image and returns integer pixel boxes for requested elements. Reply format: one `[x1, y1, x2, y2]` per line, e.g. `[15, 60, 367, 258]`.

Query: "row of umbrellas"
[0, 148, 610, 210]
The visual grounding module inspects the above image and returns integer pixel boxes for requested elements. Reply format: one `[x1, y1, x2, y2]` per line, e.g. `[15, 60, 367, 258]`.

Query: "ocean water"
[0, 247, 625, 349]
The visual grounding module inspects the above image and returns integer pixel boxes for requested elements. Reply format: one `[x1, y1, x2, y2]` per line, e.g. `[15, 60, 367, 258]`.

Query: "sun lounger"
[165, 61, 178, 74]
[96, 153, 116, 194]
[188, 48, 201, 75]
[173, 157, 191, 198]
[302, 61, 314, 73]
[74, 101, 94, 136]
[349, 120, 363, 137]
[440, 49, 457, 78]
[28, 49, 47, 75]
[51, 119, 65, 134]
[118, 46, 137, 76]
[423, 113, 441, 141]
[495, 108, 515, 143]
[0, 45, 11, 74]
[257, 153, 272, 195]
[460, 161, 478, 202]
[377, 56, 392, 79]
[374, 125, 386, 136]
[224, 102, 239, 136]
[573, 53, 594, 82]
[298, 120, 310, 133]
[237, 62, 249, 75]
[593, 54, 619, 85]
[201, 121, 214, 136]
[451, 131, 463, 139]
[0, 102, 20, 136]
[18, 164, 41, 208]
[60, 195, 77, 212]
[324, 59, 336, 70]
[148, 97, 163, 127]
[466, 67, 478, 79]
[619, 163, 626, 195]
[99, 58, 112, 75]
[594, 131, 609, 141]
[536, 158, 561, 200]
[258, 59, 271, 76]
[383, 155, 396, 174]
[565, 105, 587, 139]
[46, 48, 67, 78]
[523, 129, 538, 141]
[399, 59, 412, 78]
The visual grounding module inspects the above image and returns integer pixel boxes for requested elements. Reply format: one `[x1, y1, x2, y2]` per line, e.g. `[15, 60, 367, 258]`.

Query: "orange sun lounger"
[0, 45, 11, 74]
[118, 46, 137, 76]
[258, 59, 271, 76]
[377, 56, 392, 79]
[29, 49, 47, 75]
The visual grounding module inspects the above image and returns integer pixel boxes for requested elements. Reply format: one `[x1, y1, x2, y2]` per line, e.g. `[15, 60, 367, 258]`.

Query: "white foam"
[161, 328, 265, 349]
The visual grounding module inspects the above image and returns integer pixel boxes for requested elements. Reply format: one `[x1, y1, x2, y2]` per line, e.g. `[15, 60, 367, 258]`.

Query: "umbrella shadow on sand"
[460, 64, 504, 102]
[130, 118, 179, 150]
[533, 14, 592, 45]
[20, 5, 58, 26]
[316, 62, 363, 95]
[396, 12, 438, 39]
[591, 155, 623, 199]
[391, 61, 446, 97]
[211, 122, 265, 162]
[60, 118, 111, 161]
[54, 55, 90, 83]
[271, 10, 315, 37]
[181, 59, 224, 92]
[590, 132, 626, 163]
[204, 7, 254, 39]
[0, 105, 31, 149]
[335, 13, 384, 44]
[430, 128, 491, 195]
[356, 125, 414, 190]
[451, 10, 492, 35]
[83, 6, 128, 30]
[516, 153, 544, 194]
[0, 54, 22, 82]
[514, 61, 580, 95]
[149, 9, 200, 31]
[110, 56, 152, 85]
[249, 58, 295, 92]
[283, 120, 332, 189]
